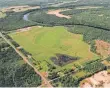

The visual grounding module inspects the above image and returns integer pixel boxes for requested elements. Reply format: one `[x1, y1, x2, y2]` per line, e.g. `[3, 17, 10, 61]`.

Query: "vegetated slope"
[9, 26, 99, 72]
[0, 37, 41, 87]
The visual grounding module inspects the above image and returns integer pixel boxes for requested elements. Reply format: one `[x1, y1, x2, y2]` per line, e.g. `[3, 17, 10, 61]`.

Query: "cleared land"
[80, 71, 110, 88]
[47, 9, 71, 19]
[1, 5, 40, 12]
[9, 26, 98, 72]
[95, 40, 110, 58]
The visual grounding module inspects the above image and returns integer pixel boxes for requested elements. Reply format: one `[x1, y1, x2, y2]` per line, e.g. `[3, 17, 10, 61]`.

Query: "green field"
[9, 26, 98, 72]
[0, 12, 6, 18]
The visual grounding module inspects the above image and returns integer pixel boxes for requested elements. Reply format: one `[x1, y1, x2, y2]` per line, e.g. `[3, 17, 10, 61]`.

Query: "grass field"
[9, 26, 99, 72]
[0, 12, 6, 18]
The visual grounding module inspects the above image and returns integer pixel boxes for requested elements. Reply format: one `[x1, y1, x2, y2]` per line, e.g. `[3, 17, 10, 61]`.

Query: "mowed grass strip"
[9, 26, 98, 71]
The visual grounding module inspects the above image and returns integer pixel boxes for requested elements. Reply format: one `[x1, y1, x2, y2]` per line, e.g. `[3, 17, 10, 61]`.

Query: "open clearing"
[0, 11, 6, 18]
[16, 27, 31, 33]
[47, 9, 71, 19]
[80, 71, 110, 88]
[9, 26, 98, 72]
[95, 40, 110, 58]
[1, 5, 40, 12]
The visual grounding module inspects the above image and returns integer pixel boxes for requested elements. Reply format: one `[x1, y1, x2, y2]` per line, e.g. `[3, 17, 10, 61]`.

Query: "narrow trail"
[0, 32, 53, 87]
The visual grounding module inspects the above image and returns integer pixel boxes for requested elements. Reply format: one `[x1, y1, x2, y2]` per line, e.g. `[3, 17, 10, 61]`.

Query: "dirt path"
[0, 32, 53, 87]
[47, 9, 71, 19]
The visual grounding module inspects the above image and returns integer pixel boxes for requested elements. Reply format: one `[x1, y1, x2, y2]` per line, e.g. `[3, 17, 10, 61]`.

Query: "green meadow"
[0, 12, 6, 18]
[9, 26, 98, 72]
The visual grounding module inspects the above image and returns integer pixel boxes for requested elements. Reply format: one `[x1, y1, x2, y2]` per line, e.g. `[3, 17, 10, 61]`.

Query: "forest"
[0, 38, 41, 87]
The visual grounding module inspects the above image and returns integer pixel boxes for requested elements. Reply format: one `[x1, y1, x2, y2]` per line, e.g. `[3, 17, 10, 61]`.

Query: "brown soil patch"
[2, 5, 40, 12]
[16, 27, 31, 33]
[16, 26, 42, 33]
[80, 71, 110, 88]
[47, 9, 71, 19]
[95, 40, 110, 58]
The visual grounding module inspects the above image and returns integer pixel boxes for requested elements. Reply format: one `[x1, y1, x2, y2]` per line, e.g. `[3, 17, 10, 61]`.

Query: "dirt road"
[0, 32, 52, 87]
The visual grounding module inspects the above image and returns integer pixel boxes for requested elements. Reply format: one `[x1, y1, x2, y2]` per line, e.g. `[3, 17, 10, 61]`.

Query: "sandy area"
[2, 5, 40, 12]
[16, 26, 42, 33]
[81, 71, 110, 88]
[16, 27, 32, 33]
[95, 40, 110, 58]
[75, 6, 103, 10]
[47, 9, 71, 19]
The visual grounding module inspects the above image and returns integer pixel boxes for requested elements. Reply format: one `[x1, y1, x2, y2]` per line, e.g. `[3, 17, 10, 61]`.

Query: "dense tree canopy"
[0, 39, 41, 87]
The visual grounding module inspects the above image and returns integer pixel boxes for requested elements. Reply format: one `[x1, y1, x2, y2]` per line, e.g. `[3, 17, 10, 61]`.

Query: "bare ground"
[80, 71, 110, 88]
[2, 5, 40, 12]
[16, 26, 42, 33]
[47, 9, 71, 19]
[16, 27, 32, 33]
[95, 40, 110, 58]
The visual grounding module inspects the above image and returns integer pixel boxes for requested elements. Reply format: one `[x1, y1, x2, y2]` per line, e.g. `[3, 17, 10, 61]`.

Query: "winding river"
[23, 13, 30, 21]
[22, 10, 110, 31]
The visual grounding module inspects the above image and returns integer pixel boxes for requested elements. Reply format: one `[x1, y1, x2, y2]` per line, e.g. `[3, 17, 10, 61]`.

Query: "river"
[23, 13, 30, 21]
